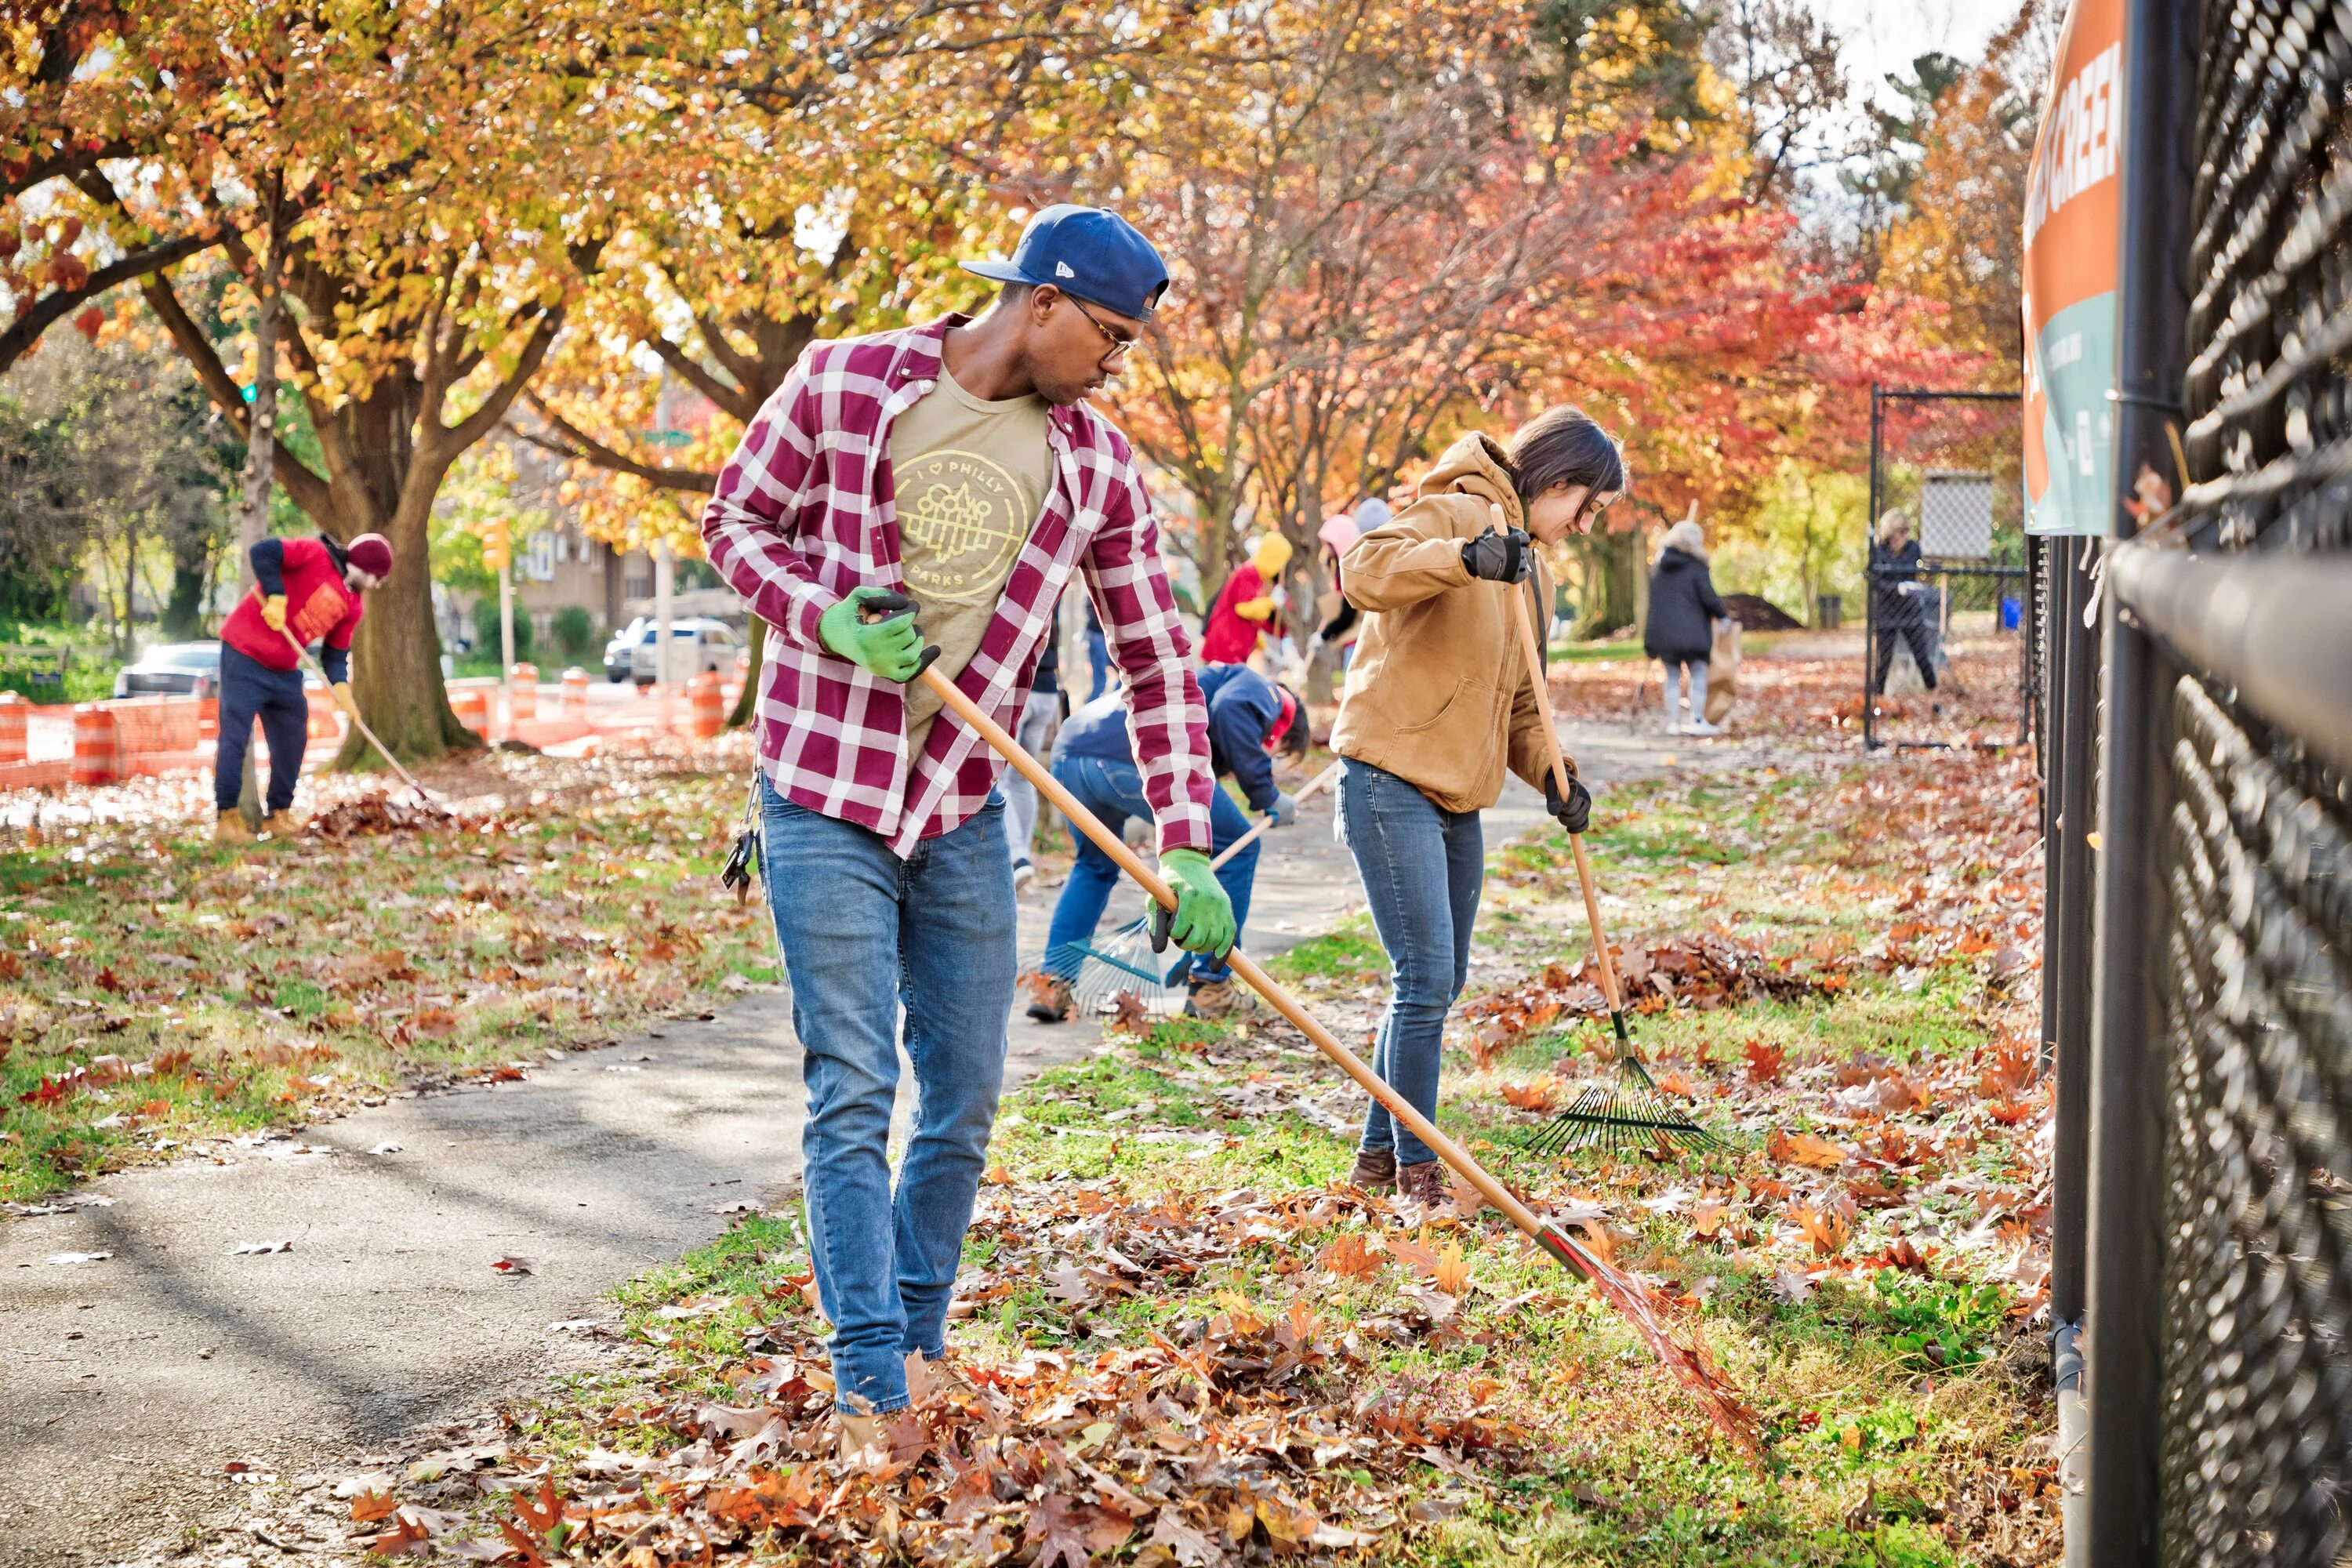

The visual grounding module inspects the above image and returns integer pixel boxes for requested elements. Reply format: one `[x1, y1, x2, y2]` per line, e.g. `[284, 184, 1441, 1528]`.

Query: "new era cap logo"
[1055, 260, 1076, 278]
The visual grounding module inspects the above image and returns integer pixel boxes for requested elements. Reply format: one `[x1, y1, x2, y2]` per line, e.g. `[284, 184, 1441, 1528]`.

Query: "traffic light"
[481, 517, 511, 574]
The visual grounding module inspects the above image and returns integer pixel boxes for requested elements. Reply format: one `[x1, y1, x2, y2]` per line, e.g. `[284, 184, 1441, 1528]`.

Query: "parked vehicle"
[113, 641, 222, 699]
[602, 617, 648, 682]
[624, 618, 741, 684]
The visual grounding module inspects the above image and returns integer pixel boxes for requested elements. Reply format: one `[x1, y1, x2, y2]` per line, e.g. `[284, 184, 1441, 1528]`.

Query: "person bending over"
[211, 532, 393, 844]
[700, 204, 1232, 1457]
[1032, 663, 1307, 1022]
[1330, 407, 1621, 1205]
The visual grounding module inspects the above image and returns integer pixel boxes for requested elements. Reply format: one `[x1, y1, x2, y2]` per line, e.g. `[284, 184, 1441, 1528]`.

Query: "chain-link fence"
[1861, 387, 2028, 750]
[2071, 1, 2352, 1561]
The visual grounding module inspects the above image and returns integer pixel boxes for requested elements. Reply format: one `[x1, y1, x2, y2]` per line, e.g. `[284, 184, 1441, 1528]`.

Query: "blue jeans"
[757, 776, 1017, 1414]
[1041, 753, 1256, 985]
[1086, 628, 1112, 700]
[1340, 759, 1482, 1167]
[212, 644, 310, 813]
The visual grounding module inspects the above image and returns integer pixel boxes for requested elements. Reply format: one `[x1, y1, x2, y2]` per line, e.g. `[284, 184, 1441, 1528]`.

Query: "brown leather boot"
[1346, 1147, 1396, 1192]
[1397, 1160, 1449, 1208]
[1025, 975, 1075, 1023]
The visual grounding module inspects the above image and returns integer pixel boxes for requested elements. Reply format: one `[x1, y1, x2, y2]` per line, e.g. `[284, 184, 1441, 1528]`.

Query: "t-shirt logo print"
[897, 449, 1030, 602]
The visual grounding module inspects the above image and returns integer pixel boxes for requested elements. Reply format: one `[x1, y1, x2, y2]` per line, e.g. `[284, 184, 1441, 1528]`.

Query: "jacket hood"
[1416, 433, 1523, 533]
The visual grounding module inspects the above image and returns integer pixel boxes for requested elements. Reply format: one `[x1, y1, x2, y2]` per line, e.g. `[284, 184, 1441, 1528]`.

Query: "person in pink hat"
[210, 531, 394, 843]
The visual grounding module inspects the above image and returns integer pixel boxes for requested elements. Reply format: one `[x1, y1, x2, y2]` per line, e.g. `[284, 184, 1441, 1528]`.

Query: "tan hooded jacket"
[1330, 434, 1573, 813]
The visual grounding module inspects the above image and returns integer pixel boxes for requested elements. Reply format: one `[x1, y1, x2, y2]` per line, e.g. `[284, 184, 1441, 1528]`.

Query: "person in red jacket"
[211, 532, 394, 843]
[1198, 532, 1293, 665]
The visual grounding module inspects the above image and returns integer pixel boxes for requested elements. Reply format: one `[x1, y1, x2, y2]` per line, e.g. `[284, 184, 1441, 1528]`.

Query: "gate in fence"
[1860, 387, 2029, 750]
[2058, 2, 2352, 1564]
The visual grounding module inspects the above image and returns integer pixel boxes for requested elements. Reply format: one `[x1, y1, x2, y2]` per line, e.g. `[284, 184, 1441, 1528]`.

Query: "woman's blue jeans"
[1339, 760, 1483, 1167]
[1041, 753, 1257, 985]
[757, 776, 1017, 1414]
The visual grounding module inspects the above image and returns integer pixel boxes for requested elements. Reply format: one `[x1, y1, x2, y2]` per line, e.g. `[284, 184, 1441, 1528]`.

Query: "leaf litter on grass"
[0, 736, 779, 1202]
[227, 729, 2058, 1563]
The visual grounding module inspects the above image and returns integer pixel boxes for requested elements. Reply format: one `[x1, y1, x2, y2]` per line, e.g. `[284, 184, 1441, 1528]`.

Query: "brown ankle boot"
[1397, 1160, 1448, 1207]
[1346, 1147, 1396, 1192]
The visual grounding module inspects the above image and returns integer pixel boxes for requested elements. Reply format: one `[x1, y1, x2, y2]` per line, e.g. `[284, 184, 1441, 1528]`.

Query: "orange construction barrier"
[304, 688, 338, 740]
[0, 693, 25, 764]
[114, 696, 204, 757]
[562, 666, 590, 717]
[688, 670, 724, 739]
[509, 663, 539, 724]
[451, 688, 489, 736]
[198, 696, 219, 743]
[70, 705, 118, 786]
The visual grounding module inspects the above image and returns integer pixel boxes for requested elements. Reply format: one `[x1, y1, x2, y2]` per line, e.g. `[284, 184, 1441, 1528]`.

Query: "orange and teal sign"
[2023, 0, 2125, 535]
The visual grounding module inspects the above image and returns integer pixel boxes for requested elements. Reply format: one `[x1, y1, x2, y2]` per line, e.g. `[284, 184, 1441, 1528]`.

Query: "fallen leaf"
[1316, 1232, 1381, 1280]
[1771, 1129, 1847, 1170]
[490, 1256, 537, 1276]
[230, 1240, 293, 1255]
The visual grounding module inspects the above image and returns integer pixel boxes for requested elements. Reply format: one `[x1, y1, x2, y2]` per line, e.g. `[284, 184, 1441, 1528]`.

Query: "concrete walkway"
[0, 719, 1713, 1564]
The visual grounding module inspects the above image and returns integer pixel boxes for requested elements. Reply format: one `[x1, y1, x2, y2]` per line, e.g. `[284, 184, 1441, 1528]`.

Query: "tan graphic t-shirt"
[891, 363, 1053, 757]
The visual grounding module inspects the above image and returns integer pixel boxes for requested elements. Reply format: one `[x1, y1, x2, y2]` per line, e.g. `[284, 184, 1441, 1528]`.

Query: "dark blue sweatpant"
[213, 644, 310, 813]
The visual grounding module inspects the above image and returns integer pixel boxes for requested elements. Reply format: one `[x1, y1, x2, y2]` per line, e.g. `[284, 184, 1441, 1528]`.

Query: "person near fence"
[1000, 621, 1061, 891]
[1330, 407, 1617, 1204]
[211, 532, 394, 844]
[699, 203, 1233, 1458]
[1642, 514, 1727, 736]
[1031, 663, 1308, 1023]
[1867, 506, 1941, 700]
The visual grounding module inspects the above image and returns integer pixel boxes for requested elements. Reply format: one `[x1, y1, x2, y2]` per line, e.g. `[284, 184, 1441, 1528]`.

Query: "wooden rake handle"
[920, 666, 1587, 1266]
[276, 626, 436, 801]
[1504, 586, 1628, 1022]
[1209, 757, 1342, 871]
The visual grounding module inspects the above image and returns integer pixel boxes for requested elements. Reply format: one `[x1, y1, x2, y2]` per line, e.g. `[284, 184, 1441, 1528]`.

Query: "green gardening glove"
[818, 586, 927, 681]
[1158, 848, 1236, 959]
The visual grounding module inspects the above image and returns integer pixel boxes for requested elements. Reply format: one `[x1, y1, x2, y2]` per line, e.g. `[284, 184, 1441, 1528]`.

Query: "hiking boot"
[1397, 1160, 1449, 1208]
[1347, 1147, 1397, 1193]
[261, 810, 303, 838]
[212, 811, 256, 846]
[1026, 975, 1075, 1024]
[1185, 977, 1243, 1018]
[1011, 858, 1036, 892]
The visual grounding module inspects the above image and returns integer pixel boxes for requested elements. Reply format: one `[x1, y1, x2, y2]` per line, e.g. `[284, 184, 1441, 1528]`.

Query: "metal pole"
[2081, 1, 2198, 1561]
[1864, 384, 1882, 750]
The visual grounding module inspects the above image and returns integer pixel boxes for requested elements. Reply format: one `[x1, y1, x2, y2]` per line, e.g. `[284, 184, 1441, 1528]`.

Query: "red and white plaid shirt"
[702, 315, 1214, 858]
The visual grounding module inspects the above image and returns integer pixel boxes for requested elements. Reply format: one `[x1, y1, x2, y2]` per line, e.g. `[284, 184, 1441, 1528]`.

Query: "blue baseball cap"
[962, 205, 1171, 321]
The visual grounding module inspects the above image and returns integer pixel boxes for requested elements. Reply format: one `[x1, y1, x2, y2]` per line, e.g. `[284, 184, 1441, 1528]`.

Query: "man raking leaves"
[211, 532, 393, 844]
[701, 205, 1235, 1458]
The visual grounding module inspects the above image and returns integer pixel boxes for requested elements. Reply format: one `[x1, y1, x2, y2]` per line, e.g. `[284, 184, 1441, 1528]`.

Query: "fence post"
[1863, 384, 1882, 749]
[2080, 1, 2199, 1562]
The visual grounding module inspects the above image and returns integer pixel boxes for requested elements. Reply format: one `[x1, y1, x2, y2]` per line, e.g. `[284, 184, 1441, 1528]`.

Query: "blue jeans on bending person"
[1340, 759, 1483, 1168]
[757, 775, 1018, 1417]
[212, 644, 310, 813]
[1041, 753, 1257, 985]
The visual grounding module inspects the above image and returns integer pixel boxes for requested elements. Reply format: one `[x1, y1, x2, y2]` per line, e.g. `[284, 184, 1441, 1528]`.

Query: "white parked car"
[622, 618, 741, 685]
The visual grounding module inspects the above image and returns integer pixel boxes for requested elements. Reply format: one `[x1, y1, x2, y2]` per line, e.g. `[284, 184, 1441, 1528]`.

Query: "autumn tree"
[0, 2, 687, 757]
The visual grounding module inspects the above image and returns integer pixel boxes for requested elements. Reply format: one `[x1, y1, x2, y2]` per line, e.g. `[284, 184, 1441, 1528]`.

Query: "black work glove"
[1461, 528, 1534, 583]
[1544, 771, 1592, 834]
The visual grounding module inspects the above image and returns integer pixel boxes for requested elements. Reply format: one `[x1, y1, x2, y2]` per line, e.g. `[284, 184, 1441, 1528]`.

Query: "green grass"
[353, 751, 2056, 1563]
[0, 758, 777, 1200]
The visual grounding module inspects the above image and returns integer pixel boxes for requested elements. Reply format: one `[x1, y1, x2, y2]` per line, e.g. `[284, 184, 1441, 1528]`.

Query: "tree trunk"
[335, 481, 479, 766]
[727, 615, 764, 728]
[1577, 530, 1642, 638]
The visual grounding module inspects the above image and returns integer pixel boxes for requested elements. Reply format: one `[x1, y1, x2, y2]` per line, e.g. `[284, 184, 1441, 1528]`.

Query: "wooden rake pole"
[1504, 587, 1634, 1049]
[277, 626, 438, 804]
[920, 665, 1759, 1454]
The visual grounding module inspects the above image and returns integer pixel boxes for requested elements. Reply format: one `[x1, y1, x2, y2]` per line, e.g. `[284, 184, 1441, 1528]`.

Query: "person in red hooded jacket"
[211, 532, 394, 843]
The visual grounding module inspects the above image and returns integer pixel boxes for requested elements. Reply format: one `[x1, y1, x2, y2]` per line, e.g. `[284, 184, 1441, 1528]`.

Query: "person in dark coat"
[1642, 515, 1726, 734]
[1867, 507, 1940, 695]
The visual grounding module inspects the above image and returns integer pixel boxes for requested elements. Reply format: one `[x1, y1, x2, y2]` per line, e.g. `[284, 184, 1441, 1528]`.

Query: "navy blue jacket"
[1055, 662, 1281, 811]
[1642, 547, 1725, 662]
